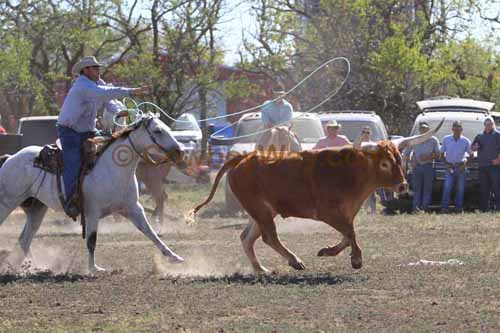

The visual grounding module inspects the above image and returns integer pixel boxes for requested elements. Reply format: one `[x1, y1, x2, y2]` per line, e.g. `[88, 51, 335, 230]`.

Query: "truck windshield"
[411, 120, 485, 142]
[235, 118, 324, 143]
[171, 116, 199, 131]
[334, 121, 385, 141]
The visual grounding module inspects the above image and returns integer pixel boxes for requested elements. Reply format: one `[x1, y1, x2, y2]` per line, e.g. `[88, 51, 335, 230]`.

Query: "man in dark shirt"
[472, 117, 500, 212]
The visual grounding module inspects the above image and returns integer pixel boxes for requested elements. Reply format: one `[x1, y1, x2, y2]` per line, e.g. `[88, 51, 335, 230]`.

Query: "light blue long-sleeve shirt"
[57, 75, 133, 132]
[404, 136, 440, 165]
[441, 134, 471, 164]
[261, 99, 293, 126]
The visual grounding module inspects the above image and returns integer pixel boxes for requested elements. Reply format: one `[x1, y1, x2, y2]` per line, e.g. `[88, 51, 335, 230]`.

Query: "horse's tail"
[185, 154, 247, 225]
[0, 154, 11, 169]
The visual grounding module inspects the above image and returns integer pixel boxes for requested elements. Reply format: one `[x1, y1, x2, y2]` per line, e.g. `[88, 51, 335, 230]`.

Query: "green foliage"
[244, 0, 499, 132]
[426, 38, 500, 105]
[0, 35, 49, 117]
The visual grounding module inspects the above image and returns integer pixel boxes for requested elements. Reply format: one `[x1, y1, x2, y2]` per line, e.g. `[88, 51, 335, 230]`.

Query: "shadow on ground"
[0, 270, 93, 284]
[160, 272, 367, 286]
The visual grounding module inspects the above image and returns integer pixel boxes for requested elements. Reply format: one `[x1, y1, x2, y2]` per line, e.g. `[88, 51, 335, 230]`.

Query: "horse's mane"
[111, 125, 136, 140]
[88, 119, 144, 154]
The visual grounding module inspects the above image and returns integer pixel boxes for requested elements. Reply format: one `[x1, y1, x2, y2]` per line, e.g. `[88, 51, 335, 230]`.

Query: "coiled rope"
[113, 57, 351, 141]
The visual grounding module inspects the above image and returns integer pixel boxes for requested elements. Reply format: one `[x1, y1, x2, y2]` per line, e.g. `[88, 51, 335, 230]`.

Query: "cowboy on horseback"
[57, 56, 149, 219]
[255, 89, 301, 153]
[261, 89, 293, 129]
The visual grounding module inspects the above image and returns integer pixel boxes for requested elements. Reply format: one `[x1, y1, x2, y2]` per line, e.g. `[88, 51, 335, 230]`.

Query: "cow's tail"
[185, 154, 246, 225]
[0, 154, 11, 170]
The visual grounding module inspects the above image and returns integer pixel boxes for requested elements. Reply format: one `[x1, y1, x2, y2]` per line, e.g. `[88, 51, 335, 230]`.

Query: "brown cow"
[187, 121, 442, 273]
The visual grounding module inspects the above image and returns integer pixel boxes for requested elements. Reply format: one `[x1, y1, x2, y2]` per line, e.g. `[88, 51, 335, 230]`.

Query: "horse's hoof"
[289, 260, 306, 270]
[254, 266, 272, 275]
[89, 265, 106, 275]
[168, 255, 184, 264]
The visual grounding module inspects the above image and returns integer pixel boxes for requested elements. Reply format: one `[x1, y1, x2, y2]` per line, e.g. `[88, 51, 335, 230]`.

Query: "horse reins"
[127, 117, 177, 166]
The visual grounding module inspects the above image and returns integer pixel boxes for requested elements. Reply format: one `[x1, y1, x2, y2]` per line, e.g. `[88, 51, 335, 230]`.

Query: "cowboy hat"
[71, 56, 104, 77]
[325, 120, 342, 128]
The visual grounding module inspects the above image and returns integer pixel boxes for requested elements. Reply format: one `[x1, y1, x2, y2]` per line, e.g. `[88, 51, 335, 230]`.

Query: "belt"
[57, 124, 75, 131]
[57, 124, 94, 135]
[445, 162, 465, 167]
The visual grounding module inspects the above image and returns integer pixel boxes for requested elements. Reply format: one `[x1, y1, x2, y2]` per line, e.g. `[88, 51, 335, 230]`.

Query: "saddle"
[33, 137, 113, 237]
[33, 143, 64, 175]
[33, 139, 105, 176]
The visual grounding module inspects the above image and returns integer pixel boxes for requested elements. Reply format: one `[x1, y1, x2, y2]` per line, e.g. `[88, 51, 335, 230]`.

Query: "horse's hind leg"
[0, 199, 22, 267]
[6, 199, 47, 269]
[0, 199, 19, 226]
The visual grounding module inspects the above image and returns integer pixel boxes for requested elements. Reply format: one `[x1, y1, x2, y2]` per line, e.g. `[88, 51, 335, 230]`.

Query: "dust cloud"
[152, 248, 247, 278]
[0, 242, 80, 275]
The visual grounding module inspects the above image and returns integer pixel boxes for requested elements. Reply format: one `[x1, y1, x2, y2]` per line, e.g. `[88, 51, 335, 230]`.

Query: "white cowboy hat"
[272, 89, 286, 95]
[325, 120, 342, 128]
[71, 56, 104, 77]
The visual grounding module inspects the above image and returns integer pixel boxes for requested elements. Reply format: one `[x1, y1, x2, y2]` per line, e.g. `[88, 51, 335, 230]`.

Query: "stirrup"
[64, 201, 80, 221]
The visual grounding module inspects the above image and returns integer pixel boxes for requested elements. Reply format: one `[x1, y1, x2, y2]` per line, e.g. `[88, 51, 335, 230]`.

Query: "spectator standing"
[358, 127, 380, 214]
[313, 120, 351, 149]
[471, 117, 500, 211]
[440, 121, 472, 213]
[404, 122, 440, 212]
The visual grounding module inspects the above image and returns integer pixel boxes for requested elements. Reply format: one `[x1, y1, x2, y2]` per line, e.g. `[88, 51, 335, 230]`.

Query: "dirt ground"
[1, 184, 500, 332]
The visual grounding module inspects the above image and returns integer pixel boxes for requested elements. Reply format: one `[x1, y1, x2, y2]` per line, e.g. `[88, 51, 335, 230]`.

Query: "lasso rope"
[113, 57, 351, 141]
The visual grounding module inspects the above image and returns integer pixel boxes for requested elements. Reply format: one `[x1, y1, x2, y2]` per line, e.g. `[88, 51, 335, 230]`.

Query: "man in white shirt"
[440, 121, 471, 213]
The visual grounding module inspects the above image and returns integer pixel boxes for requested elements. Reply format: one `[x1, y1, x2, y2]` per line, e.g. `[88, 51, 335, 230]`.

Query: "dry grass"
[0, 185, 500, 332]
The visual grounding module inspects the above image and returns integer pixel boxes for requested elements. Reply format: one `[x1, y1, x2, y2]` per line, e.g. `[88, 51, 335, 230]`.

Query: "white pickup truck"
[0, 116, 58, 156]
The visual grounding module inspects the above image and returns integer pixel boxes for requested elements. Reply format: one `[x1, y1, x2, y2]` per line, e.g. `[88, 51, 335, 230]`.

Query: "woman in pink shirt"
[314, 120, 351, 149]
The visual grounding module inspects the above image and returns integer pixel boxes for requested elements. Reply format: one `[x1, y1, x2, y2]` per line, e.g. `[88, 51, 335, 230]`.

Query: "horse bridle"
[128, 117, 179, 166]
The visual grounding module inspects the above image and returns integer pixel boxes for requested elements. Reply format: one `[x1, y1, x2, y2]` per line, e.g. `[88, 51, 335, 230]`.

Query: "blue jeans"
[57, 126, 94, 204]
[364, 189, 387, 214]
[479, 166, 500, 211]
[412, 164, 434, 211]
[441, 166, 466, 210]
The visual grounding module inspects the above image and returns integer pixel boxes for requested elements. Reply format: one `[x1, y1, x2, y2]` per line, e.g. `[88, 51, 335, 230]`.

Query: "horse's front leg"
[122, 202, 183, 263]
[85, 215, 106, 274]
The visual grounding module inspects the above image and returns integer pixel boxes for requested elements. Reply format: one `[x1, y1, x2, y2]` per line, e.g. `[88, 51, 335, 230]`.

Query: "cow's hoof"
[289, 261, 306, 271]
[351, 257, 362, 269]
[318, 246, 343, 257]
[317, 248, 327, 257]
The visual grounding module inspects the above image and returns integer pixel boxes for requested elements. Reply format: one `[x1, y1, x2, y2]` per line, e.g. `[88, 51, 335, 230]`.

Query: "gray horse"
[0, 115, 184, 274]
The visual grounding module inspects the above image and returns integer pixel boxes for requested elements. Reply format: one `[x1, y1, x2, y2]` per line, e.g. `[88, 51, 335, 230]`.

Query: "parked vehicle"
[382, 97, 495, 213]
[220, 112, 325, 213]
[318, 110, 389, 141]
[0, 116, 58, 155]
[170, 113, 202, 156]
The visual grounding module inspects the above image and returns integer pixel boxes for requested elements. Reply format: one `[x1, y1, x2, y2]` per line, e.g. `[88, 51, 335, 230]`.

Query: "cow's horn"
[392, 118, 444, 150]
[361, 141, 379, 151]
[353, 135, 362, 150]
